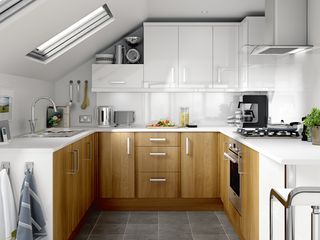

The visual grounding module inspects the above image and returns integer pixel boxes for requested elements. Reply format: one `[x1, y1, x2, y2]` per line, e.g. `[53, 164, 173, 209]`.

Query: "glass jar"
[180, 107, 189, 127]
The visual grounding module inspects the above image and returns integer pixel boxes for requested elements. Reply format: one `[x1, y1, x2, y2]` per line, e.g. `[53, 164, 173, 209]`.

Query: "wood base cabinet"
[53, 134, 95, 240]
[219, 134, 259, 240]
[181, 133, 219, 198]
[99, 132, 135, 198]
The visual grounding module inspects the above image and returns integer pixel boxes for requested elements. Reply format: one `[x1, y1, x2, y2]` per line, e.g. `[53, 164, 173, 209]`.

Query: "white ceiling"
[0, 0, 264, 81]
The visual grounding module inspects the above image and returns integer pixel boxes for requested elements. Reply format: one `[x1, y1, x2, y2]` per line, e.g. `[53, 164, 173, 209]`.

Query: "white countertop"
[1, 126, 320, 165]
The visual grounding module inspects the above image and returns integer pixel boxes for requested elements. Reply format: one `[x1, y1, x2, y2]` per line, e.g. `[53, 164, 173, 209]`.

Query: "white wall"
[54, 60, 97, 127]
[0, 73, 53, 137]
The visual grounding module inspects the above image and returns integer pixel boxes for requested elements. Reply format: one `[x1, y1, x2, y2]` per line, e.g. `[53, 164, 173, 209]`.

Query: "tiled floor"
[76, 210, 239, 240]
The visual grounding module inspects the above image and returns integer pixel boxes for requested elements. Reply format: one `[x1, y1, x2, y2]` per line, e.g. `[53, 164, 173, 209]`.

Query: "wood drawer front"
[135, 133, 180, 147]
[137, 147, 180, 172]
[137, 173, 179, 198]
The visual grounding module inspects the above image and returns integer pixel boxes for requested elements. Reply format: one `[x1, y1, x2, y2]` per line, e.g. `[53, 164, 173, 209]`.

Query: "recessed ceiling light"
[27, 3, 114, 64]
[201, 10, 209, 14]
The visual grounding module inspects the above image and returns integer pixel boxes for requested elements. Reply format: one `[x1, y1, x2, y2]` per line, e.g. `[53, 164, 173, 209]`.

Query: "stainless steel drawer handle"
[149, 152, 166, 156]
[149, 138, 166, 142]
[224, 152, 237, 163]
[110, 81, 126, 84]
[127, 137, 131, 155]
[149, 178, 167, 182]
[186, 137, 190, 155]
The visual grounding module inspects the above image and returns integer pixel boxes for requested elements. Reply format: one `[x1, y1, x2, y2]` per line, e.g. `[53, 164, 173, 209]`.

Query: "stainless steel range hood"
[251, 0, 312, 55]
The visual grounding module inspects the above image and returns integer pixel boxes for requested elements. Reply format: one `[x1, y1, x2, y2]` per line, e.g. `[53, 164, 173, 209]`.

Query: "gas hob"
[237, 128, 300, 138]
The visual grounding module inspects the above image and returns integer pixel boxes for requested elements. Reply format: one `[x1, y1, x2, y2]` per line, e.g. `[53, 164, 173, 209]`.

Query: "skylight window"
[27, 3, 114, 63]
[0, 0, 36, 23]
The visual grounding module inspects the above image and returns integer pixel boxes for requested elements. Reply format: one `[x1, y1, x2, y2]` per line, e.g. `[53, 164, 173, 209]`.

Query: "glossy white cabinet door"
[213, 26, 239, 88]
[92, 64, 143, 91]
[144, 26, 179, 88]
[178, 26, 213, 88]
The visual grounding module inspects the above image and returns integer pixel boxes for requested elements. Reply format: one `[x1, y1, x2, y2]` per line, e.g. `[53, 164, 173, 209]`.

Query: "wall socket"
[79, 115, 92, 123]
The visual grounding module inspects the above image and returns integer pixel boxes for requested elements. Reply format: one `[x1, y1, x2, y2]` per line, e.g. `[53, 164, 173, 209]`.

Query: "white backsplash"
[97, 92, 241, 126]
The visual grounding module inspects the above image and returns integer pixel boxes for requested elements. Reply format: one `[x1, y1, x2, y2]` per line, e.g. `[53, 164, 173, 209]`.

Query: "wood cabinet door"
[144, 26, 179, 88]
[240, 145, 259, 240]
[218, 134, 229, 205]
[181, 133, 218, 198]
[178, 26, 213, 88]
[53, 146, 70, 240]
[99, 133, 135, 198]
[80, 135, 94, 215]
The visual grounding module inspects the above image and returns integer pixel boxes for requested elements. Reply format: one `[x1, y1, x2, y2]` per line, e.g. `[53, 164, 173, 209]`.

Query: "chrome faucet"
[30, 96, 57, 134]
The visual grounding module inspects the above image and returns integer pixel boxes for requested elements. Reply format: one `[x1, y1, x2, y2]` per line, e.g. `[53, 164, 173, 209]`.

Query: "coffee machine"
[237, 95, 268, 129]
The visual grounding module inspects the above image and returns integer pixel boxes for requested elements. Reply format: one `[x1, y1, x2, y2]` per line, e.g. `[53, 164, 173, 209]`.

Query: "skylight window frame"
[26, 3, 114, 64]
[0, 0, 36, 23]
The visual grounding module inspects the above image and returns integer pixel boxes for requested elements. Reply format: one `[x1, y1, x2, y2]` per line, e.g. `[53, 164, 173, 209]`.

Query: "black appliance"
[237, 95, 268, 129]
[224, 139, 243, 214]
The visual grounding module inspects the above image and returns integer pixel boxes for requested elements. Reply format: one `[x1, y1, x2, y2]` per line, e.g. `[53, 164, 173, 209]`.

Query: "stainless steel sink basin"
[23, 129, 85, 138]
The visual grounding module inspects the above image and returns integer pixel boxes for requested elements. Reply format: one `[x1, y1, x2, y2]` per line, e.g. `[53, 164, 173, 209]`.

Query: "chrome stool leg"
[270, 196, 274, 240]
[285, 207, 293, 240]
[311, 206, 320, 240]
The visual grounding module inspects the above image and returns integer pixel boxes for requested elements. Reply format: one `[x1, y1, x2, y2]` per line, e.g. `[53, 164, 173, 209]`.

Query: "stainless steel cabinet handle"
[110, 81, 126, 84]
[127, 137, 131, 155]
[75, 149, 80, 174]
[149, 152, 166, 156]
[224, 152, 237, 163]
[185, 137, 190, 155]
[149, 178, 167, 182]
[87, 142, 92, 160]
[68, 150, 78, 175]
[238, 154, 244, 175]
[149, 138, 166, 142]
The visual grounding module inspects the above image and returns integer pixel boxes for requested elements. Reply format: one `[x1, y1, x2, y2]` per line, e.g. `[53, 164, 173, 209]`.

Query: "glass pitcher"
[180, 107, 189, 127]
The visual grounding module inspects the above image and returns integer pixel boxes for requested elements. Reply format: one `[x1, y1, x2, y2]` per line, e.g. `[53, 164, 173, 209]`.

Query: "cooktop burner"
[237, 128, 300, 138]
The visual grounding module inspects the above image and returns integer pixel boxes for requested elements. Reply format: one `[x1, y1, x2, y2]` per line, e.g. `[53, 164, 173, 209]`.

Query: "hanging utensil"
[81, 80, 90, 110]
[68, 80, 73, 107]
[76, 80, 81, 103]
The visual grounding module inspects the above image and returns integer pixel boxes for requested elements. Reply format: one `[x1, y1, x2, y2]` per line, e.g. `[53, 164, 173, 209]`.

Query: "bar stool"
[270, 187, 320, 240]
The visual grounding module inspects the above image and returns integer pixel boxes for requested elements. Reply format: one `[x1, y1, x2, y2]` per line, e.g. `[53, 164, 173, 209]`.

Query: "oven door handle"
[224, 152, 238, 164]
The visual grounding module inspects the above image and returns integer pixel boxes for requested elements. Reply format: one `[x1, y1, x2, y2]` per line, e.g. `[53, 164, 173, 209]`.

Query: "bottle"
[180, 107, 189, 127]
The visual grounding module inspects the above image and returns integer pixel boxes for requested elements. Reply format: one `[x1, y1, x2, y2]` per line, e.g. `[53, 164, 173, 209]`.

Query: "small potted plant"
[303, 108, 320, 145]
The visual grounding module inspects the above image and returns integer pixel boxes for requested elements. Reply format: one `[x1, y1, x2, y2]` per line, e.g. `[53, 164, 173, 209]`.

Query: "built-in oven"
[224, 140, 243, 215]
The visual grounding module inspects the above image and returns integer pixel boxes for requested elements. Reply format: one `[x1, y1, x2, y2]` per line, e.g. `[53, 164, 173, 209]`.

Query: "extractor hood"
[251, 0, 312, 55]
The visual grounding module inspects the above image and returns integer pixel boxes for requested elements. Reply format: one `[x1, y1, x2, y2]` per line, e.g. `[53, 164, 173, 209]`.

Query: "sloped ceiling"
[0, 0, 264, 81]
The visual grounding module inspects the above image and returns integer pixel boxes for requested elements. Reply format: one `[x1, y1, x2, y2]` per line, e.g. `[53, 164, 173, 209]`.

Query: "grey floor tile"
[193, 234, 229, 240]
[188, 212, 220, 225]
[128, 212, 158, 224]
[159, 233, 193, 240]
[75, 223, 94, 240]
[190, 223, 225, 235]
[124, 234, 158, 240]
[85, 211, 101, 224]
[89, 235, 124, 240]
[215, 211, 232, 227]
[99, 211, 129, 224]
[159, 224, 191, 234]
[125, 224, 158, 234]
[227, 233, 240, 240]
[222, 224, 236, 234]
[91, 224, 126, 236]
[159, 211, 189, 224]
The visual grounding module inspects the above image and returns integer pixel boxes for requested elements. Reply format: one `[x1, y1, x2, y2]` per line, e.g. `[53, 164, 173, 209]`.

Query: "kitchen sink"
[23, 128, 85, 138]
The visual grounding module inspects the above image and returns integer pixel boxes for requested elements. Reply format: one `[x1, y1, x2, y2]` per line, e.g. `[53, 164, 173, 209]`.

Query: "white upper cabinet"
[92, 64, 143, 92]
[213, 26, 239, 88]
[144, 26, 179, 88]
[178, 26, 213, 88]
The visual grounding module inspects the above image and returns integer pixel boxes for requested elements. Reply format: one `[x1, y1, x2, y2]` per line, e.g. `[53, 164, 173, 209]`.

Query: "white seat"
[270, 187, 320, 240]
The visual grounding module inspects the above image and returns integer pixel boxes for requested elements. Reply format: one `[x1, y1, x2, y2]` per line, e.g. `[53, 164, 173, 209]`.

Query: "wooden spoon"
[81, 80, 89, 109]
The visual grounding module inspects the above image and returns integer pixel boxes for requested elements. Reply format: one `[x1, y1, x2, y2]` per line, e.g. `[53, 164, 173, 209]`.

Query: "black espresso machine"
[236, 95, 269, 129]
